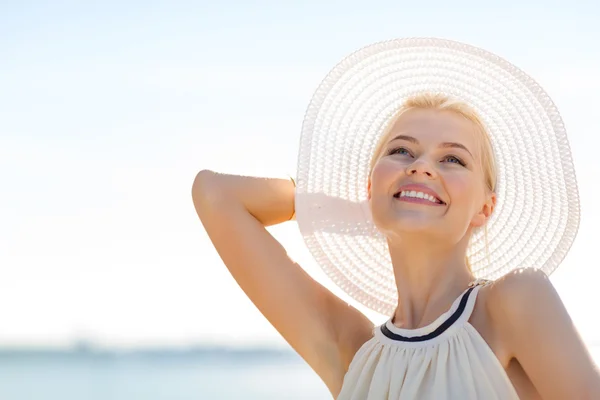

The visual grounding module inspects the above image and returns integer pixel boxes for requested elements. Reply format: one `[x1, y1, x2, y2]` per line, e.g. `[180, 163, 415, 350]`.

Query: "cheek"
[371, 159, 405, 189]
[369, 161, 404, 217]
[445, 174, 482, 208]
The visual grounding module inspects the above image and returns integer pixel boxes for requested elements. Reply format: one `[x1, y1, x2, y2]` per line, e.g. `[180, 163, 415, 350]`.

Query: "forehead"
[386, 109, 478, 147]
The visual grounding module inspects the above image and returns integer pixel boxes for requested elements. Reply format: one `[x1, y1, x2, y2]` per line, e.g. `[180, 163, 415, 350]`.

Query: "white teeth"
[399, 190, 440, 204]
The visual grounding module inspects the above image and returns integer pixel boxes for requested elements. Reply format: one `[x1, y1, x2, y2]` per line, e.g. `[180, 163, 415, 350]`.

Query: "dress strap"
[455, 278, 491, 325]
[378, 280, 490, 344]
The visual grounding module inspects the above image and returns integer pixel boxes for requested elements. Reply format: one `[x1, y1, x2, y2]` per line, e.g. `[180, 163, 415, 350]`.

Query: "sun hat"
[294, 37, 580, 316]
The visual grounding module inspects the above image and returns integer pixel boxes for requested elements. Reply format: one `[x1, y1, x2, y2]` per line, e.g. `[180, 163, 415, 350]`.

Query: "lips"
[393, 184, 446, 205]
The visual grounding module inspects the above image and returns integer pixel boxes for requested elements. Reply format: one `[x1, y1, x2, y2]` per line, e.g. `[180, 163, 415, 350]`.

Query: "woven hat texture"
[295, 38, 580, 316]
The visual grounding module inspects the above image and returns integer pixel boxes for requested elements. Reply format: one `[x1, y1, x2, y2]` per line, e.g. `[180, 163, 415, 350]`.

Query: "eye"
[387, 146, 412, 157]
[443, 155, 466, 166]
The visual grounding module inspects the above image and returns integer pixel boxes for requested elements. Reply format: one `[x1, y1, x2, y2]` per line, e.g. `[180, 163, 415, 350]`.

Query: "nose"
[406, 159, 436, 178]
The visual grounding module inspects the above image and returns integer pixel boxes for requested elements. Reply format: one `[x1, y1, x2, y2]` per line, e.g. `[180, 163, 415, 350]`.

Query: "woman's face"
[369, 109, 495, 242]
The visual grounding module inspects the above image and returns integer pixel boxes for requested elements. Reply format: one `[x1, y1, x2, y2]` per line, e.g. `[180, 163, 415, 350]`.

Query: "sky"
[1, 0, 600, 349]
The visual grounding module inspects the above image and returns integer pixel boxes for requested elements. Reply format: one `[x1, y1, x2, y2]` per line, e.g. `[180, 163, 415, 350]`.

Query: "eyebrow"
[390, 134, 474, 158]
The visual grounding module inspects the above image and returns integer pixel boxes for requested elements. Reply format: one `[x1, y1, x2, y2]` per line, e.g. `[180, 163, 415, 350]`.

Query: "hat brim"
[295, 37, 580, 316]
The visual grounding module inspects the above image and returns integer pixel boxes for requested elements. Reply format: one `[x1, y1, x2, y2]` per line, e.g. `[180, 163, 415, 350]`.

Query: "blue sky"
[1, 1, 600, 349]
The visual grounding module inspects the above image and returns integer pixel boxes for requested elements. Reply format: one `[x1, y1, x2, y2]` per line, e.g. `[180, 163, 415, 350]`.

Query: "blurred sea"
[1, 346, 599, 400]
[0, 347, 330, 400]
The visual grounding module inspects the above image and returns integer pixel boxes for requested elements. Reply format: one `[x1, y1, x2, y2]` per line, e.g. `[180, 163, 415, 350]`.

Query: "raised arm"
[191, 170, 373, 395]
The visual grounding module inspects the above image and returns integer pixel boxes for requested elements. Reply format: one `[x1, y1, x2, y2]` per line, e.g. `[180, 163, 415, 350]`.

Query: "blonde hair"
[369, 93, 498, 270]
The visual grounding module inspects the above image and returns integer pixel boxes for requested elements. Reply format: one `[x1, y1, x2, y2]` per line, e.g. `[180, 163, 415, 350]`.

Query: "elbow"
[192, 169, 216, 192]
[191, 169, 224, 209]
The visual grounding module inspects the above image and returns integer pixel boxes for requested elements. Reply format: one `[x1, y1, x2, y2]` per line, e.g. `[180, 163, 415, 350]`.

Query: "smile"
[393, 190, 446, 206]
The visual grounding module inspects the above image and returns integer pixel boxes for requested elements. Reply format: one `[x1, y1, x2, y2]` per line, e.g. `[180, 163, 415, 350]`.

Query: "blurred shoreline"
[0, 345, 596, 400]
[0, 344, 330, 399]
[0, 343, 302, 362]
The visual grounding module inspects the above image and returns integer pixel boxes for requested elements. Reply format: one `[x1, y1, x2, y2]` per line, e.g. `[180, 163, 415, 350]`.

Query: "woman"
[192, 38, 600, 399]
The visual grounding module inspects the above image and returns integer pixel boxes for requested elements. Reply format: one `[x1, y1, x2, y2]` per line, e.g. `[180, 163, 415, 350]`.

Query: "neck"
[388, 234, 474, 330]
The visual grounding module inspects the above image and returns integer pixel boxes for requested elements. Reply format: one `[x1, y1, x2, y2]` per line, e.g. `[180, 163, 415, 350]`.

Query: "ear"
[367, 179, 372, 200]
[472, 192, 496, 228]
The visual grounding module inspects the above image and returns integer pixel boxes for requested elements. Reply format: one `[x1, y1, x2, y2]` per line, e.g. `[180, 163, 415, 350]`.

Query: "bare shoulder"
[482, 268, 600, 399]
[474, 268, 551, 324]
[486, 267, 552, 313]
[484, 268, 557, 348]
[466, 270, 550, 367]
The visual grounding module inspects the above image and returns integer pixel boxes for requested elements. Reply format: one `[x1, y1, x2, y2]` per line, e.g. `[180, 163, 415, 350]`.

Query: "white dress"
[337, 283, 520, 400]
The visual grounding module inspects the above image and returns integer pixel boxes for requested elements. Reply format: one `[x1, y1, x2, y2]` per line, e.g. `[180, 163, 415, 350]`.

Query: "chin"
[375, 212, 444, 238]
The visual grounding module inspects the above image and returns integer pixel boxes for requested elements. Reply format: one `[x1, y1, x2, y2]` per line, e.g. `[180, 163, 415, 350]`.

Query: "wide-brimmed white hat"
[294, 37, 580, 316]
